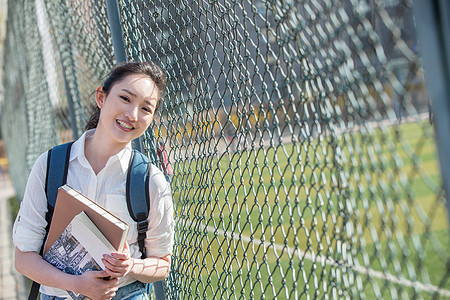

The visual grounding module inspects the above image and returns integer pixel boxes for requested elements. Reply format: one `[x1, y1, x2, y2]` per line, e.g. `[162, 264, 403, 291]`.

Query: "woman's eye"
[120, 96, 130, 102]
[142, 107, 153, 114]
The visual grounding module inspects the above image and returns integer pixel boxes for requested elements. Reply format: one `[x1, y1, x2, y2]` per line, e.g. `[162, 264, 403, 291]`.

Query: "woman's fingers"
[102, 254, 132, 277]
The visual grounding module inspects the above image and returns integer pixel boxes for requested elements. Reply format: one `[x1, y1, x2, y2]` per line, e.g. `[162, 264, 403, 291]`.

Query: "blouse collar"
[70, 129, 133, 173]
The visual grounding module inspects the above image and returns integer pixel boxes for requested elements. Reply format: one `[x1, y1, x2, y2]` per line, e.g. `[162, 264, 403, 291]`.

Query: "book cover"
[44, 184, 129, 255]
[43, 211, 115, 300]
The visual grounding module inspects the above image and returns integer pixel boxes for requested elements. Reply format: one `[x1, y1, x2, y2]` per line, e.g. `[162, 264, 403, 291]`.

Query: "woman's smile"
[116, 119, 134, 131]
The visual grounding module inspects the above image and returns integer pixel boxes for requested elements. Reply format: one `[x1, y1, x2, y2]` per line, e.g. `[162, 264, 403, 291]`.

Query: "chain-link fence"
[1, 0, 449, 299]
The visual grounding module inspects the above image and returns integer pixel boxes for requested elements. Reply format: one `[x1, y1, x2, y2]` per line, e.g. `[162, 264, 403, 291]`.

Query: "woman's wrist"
[127, 257, 140, 277]
[56, 273, 80, 294]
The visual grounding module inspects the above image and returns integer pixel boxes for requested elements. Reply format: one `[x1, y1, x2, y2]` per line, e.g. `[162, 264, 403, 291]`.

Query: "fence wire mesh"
[1, 0, 449, 299]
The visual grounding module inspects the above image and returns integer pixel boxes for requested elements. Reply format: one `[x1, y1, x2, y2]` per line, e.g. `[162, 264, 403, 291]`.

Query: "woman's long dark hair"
[85, 61, 167, 130]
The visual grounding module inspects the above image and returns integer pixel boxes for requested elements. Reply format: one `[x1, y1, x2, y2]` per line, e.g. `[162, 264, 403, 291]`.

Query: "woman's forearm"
[15, 247, 120, 300]
[128, 255, 171, 283]
[14, 247, 79, 291]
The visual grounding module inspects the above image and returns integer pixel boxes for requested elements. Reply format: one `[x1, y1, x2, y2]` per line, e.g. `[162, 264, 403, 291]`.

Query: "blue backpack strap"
[126, 149, 150, 259]
[29, 142, 73, 300]
[127, 149, 164, 298]
[45, 142, 74, 208]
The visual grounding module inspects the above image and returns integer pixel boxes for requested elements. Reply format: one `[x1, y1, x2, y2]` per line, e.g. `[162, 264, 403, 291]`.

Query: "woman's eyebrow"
[121, 88, 137, 97]
[145, 99, 156, 107]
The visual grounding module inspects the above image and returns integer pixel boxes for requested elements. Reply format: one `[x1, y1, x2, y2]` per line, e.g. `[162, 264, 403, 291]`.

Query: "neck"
[84, 130, 127, 175]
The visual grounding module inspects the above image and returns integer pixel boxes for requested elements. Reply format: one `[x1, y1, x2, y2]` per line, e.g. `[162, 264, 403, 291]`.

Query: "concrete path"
[0, 177, 27, 299]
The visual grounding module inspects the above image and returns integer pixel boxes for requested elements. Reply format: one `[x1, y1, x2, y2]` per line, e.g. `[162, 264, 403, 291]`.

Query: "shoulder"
[130, 150, 172, 203]
[28, 142, 75, 188]
[131, 150, 166, 187]
[147, 163, 173, 211]
[22, 150, 49, 202]
[30, 150, 50, 177]
[148, 163, 169, 191]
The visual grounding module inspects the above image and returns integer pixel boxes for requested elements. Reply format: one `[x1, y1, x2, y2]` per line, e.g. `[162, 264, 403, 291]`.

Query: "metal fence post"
[60, 51, 79, 140]
[412, 0, 450, 223]
[105, 1, 165, 299]
[55, 1, 81, 140]
[105, 0, 144, 153]
[105, 0, 127, 65]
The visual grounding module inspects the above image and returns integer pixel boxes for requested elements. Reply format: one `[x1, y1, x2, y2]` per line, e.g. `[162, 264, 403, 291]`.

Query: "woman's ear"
[95, 86, 105, 109]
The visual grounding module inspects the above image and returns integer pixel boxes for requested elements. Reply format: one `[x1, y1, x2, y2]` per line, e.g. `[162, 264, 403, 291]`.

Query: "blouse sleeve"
[144, 165, 175, 257]
[12, 152, 49, 253]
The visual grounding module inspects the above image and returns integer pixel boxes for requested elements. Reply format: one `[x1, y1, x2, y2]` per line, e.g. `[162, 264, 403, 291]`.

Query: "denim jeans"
[40, 294, 67, 300]
[40, 281, 148, 300]
[112, 281, 148, 300]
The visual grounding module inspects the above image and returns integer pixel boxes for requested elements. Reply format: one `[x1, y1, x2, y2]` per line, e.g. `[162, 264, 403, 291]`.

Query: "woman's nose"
[125, 106, 138, 121]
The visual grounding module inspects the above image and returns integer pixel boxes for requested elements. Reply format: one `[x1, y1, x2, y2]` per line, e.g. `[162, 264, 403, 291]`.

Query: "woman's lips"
[116, 119, 134, 131]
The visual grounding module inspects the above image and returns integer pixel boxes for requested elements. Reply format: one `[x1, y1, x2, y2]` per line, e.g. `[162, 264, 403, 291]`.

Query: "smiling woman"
[12, 62, 174, 300]
[85, 62, 167, 132]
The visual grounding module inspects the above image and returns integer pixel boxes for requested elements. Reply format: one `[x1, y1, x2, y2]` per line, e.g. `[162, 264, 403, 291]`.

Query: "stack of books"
[43, 185, 129, 299]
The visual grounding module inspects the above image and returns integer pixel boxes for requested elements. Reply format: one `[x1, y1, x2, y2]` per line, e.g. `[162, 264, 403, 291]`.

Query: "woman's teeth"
[117, 120, 133, 129]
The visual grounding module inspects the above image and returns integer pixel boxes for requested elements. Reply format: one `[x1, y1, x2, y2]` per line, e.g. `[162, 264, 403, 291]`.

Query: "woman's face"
[96, 74, 159, 147]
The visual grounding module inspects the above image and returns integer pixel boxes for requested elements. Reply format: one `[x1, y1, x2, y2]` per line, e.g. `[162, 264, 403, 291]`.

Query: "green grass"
[171, 121, 450, 299]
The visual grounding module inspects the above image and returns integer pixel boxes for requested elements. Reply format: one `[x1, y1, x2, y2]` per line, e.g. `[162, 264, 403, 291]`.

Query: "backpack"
[28, 141, 151, 300]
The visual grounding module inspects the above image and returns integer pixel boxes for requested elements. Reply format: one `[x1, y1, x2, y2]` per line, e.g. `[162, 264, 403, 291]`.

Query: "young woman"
[13, 62, 174, 300]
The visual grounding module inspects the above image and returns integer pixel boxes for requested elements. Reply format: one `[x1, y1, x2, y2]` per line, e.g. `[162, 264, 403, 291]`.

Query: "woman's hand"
[102, 242, 133, 278]
[76, 270, 119, 300]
